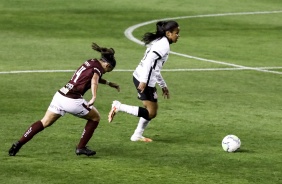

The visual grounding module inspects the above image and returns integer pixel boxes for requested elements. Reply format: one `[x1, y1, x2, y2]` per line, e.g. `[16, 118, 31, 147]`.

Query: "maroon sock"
[77, 120, 99, 149]
[19, 120, 45, 145]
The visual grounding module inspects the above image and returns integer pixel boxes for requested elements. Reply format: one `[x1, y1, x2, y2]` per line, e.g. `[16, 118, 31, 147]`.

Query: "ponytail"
[92, 42, 116, 68]
[141, 20, 179, 45]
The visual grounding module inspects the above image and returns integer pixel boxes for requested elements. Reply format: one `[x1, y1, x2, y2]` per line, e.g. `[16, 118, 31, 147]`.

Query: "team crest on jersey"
[153, 92, 158, 99]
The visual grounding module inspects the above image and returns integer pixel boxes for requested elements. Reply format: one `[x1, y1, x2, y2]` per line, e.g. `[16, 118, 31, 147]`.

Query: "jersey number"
[72, 66, 86, 83]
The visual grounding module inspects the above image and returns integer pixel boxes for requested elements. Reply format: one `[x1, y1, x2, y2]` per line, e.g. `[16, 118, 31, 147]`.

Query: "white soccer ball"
[222, 134, 241, 152]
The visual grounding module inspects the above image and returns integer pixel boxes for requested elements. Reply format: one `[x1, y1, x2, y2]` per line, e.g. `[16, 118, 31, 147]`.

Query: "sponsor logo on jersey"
[153, 92, 158, 99]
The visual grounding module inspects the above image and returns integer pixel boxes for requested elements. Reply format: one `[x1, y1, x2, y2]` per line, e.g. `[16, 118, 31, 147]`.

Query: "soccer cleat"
[75, 146, 96, 156]
[108, 100, 121, 123]
[8, 141, 22, 156]
[130, 135, 153, 142]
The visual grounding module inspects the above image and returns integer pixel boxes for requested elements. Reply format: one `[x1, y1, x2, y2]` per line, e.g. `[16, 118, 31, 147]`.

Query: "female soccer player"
[9, 43, 120, 156]
[108, 20, 180, 142]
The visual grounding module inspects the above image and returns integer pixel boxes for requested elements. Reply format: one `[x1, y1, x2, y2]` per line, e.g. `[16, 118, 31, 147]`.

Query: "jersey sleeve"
[156, 73, 167, 88]
[93, 67, 102, 77]
[90, 59, 103, 79]
[151, 41, 169, 57]
[138, 50, 161, 83]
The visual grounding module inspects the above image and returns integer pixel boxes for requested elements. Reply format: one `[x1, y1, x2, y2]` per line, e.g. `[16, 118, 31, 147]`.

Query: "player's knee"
[148, 112, 157, 119]
[90, 114, 100, 122]
[41, 119, 53, 128]
[41, 117, 56, 127]
[87, 119, 100, 129]
[86, 109, 100, 122]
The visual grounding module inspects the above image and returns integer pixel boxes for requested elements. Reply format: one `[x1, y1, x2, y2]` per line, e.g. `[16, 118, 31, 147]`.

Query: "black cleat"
[9, 141, 22, 156]
[75, 146, 96, 156]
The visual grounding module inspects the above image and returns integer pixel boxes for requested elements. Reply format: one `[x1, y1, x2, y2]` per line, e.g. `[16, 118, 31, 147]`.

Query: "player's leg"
[74, 104, 100, 156]
[108, 77, 156, 122]
[143, 100, 158, 119]
[8, 110, 61, 156]
[130, 100, 157, 142]
[9, 91, 65, 156]
[108, 100, 151, 122]
[51, 95, 98, 156]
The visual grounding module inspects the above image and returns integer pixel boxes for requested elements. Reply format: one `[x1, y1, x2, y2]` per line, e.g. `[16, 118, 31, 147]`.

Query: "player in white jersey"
[108, 20, 180, 142]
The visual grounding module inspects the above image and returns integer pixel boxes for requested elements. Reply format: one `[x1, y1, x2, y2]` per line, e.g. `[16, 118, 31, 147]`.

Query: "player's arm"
[88, 73, 100, 106]
[156, 72, 166, 88]
[99, 78, 120, 92]
[156, 73, 169, 99]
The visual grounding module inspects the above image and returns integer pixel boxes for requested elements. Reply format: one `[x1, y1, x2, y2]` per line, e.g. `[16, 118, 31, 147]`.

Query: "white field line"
[1, 11, 281, 75]
[1, 67, 282, 74]
[0, 70, 75, 74]
[124, 10, 282, 75]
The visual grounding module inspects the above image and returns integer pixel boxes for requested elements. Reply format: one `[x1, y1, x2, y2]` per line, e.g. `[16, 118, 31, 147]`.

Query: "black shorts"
[133, 76, 158, 102]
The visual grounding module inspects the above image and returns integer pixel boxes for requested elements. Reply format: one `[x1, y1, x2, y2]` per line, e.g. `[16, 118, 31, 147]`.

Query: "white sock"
[133, 117, 150, 137]
[119, 104, 139, 116]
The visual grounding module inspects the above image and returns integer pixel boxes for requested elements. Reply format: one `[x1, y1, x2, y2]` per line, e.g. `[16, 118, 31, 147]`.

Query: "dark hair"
[92, 42, 116, 68]
[141, 20, 179, 45]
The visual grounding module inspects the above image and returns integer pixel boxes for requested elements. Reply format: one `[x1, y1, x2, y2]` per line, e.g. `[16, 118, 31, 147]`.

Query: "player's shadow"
[234, 148, 253, 153]
[152, 134, 187, 144]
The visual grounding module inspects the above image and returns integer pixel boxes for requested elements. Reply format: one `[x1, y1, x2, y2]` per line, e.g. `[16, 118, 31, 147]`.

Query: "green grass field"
[1, 0, 281, 183]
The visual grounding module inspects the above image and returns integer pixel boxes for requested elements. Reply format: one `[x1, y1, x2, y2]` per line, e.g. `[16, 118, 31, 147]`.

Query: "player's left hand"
[88, 97, 96, 107]
[138, 82, 147, 93]
[109, 82, 120, 92]
[162, 87, 170, 99]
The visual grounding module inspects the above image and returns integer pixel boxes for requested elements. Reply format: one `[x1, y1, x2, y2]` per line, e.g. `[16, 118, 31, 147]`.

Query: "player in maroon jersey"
[8, 43, 120, 156]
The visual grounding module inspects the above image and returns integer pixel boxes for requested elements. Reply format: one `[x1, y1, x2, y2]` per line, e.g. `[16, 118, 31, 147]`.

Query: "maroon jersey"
[59, 59, 104, 99]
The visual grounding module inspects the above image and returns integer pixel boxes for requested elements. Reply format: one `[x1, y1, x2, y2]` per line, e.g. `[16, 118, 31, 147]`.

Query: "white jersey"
[133, 37, 169, 88]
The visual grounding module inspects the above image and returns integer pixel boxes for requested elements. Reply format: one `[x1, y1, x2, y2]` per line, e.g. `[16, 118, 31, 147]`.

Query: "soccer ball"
[222, 134, 241, 152]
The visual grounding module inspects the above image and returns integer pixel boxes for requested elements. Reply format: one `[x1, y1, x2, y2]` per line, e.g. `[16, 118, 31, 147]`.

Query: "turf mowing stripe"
[124, 10, 282, 75]
[1, 67, 282, 74]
